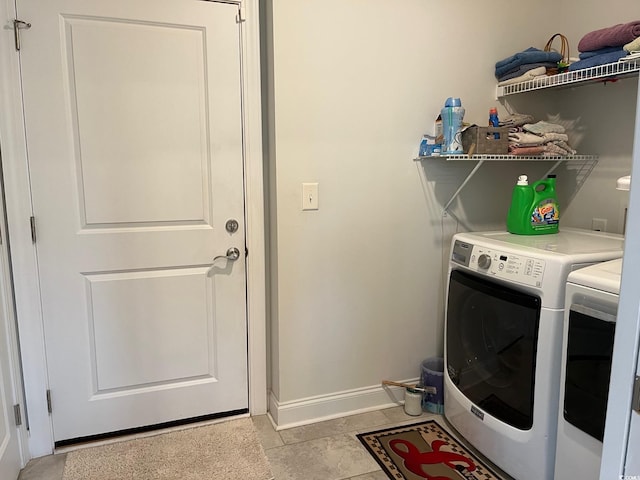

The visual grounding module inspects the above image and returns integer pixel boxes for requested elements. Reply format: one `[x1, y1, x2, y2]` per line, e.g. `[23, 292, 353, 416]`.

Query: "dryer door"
[564, 303, 616, 442]
[446, 269, 541, 430]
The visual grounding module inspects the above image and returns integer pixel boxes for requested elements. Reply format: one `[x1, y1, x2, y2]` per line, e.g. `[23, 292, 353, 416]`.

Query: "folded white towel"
[500, 114, 535, 128]
[523, 121, 566, 135]
[624, 37, 640, 52]
[509, 132, 546, 146]
[542, 132, 569, 143]
[497, 66, 547, 87]
[551, 140, 576, 155]
[544, 143, 570, 156]
[542, 141, 576, 156]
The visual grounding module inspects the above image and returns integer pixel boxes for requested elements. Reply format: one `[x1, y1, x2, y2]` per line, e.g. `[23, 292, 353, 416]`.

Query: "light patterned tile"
[279, 411, 390, 445]
[265, 433, 379, 480]
[380, 406, 437, 425]
[252, 414, 285, 450]
[18, 454, 66, 480]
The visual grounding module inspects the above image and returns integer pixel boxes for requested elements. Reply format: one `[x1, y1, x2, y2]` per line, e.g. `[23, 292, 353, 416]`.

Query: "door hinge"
[13, 19, 31, 51]
[632, 376, 640, 412]
[13, 404, 22, 426]
[30, 216, 36, 243]
[237, 5, 246, 22]
[46, 389, 52, 414]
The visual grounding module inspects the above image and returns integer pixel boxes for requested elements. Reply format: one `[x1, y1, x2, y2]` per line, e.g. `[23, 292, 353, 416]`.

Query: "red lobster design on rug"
[389, 438, 476, 479]
[357, 420, 501, 480]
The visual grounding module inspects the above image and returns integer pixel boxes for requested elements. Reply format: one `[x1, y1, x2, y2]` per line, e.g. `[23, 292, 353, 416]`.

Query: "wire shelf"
[414, 154, 598, 162]
[496, 59, 640, 97]
[415, 154, 598, 211]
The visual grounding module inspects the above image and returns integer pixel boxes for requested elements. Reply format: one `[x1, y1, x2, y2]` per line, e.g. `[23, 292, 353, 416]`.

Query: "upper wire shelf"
[496, 59, 640, 97]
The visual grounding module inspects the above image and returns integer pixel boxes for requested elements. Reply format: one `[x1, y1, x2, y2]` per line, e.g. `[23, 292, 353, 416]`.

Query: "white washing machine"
[444, 228, 624, 480]
[554, 258, 622, 479]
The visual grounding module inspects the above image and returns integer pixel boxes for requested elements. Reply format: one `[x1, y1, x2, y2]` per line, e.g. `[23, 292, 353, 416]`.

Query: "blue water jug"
[441, 97, 465, 154]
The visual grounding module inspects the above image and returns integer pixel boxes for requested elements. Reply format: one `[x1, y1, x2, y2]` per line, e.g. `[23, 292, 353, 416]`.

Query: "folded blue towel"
[568, 49, 628, 71]
[579, 46, 625, 59]
[495, 47, 563, 78]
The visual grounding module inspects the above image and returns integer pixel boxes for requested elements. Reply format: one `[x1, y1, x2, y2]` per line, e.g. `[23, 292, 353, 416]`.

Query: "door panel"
[68, 18, 209, 225]
[18, 0, 247, 442]
[87, 268, 213, 392]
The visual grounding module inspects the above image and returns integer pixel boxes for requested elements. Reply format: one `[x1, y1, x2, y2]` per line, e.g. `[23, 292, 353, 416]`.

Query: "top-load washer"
[555, 258, 622, 480]
[444, 228, 624, 480]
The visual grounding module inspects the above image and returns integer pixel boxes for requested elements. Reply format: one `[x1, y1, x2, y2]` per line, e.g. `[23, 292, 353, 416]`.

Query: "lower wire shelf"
[414, 154, 598, 211]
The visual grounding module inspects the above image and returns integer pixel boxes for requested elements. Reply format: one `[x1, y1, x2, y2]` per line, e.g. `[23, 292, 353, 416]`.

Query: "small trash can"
[421, 357, 444, 414]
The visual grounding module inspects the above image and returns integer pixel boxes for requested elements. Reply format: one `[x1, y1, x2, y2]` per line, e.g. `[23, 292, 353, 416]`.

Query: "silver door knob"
[214, 247, 240, 262]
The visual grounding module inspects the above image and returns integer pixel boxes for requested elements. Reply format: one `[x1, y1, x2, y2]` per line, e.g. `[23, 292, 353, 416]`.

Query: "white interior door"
[17, 0, 248, 443]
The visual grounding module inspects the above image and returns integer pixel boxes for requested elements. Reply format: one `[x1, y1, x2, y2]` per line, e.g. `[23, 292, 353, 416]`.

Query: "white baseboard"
[268, 380, 419, 430]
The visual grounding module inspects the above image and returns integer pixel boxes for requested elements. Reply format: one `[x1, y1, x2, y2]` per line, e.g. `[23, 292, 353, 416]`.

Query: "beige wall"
[550, 0, 637, 232]
[262, 0, 637, 419]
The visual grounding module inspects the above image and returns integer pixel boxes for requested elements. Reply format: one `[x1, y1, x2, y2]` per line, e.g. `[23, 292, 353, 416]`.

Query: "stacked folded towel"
[499, 113, 535, 128]
[498, 66, 548, 87]
[507, 120, 576, 156]
[570, 20, 640, 71]
[625, 37, 640, 53]
[495, 47, 562, 83]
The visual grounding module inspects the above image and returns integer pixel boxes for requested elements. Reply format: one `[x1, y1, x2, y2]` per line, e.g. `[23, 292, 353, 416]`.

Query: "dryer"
[444, 228, 624, 480]
[554, 258, 622, 480]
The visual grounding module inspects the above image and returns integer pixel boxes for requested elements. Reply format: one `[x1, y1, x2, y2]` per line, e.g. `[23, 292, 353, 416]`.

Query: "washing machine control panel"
[452, 240, 545, 287]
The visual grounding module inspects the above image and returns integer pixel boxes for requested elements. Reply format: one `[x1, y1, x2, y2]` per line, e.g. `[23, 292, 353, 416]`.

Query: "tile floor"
[17, 406, 503, 480]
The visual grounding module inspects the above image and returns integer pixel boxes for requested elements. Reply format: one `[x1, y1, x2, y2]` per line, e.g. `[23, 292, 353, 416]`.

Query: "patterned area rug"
[357, 419, 502, 480]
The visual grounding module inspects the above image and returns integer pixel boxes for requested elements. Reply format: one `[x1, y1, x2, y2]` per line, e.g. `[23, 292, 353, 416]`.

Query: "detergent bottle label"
[531, 198, 559, 227]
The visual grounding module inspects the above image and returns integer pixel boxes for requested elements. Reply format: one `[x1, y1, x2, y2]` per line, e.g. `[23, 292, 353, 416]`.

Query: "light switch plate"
[302, 183, 319, 210]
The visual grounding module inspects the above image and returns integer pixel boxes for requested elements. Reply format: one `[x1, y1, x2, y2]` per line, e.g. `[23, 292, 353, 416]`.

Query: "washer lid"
[455, 228, 624, 259]
[568, 258, 623, 295]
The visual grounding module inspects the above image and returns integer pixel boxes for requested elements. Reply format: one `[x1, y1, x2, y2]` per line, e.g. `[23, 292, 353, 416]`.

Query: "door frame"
[0, 160, 29, 473]
[599, 74, 640, 478]
[0, 0, 266, 458]
[0, 0, 35, 468]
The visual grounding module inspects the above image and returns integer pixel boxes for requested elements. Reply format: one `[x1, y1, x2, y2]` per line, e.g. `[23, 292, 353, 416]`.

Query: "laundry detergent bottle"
[441, 97, 465, 154]
[507, 174, 560, 235]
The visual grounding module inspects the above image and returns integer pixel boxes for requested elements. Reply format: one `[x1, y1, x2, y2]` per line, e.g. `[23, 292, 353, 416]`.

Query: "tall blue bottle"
[441, 97, 465, 154]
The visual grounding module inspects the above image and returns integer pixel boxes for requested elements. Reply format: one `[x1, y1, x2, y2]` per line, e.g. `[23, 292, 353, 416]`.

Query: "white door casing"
[0, 216, 23, 480]
[600, 76, 640, 478]
[0, 0, 32, 473]
[17, 0, 258, 444]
